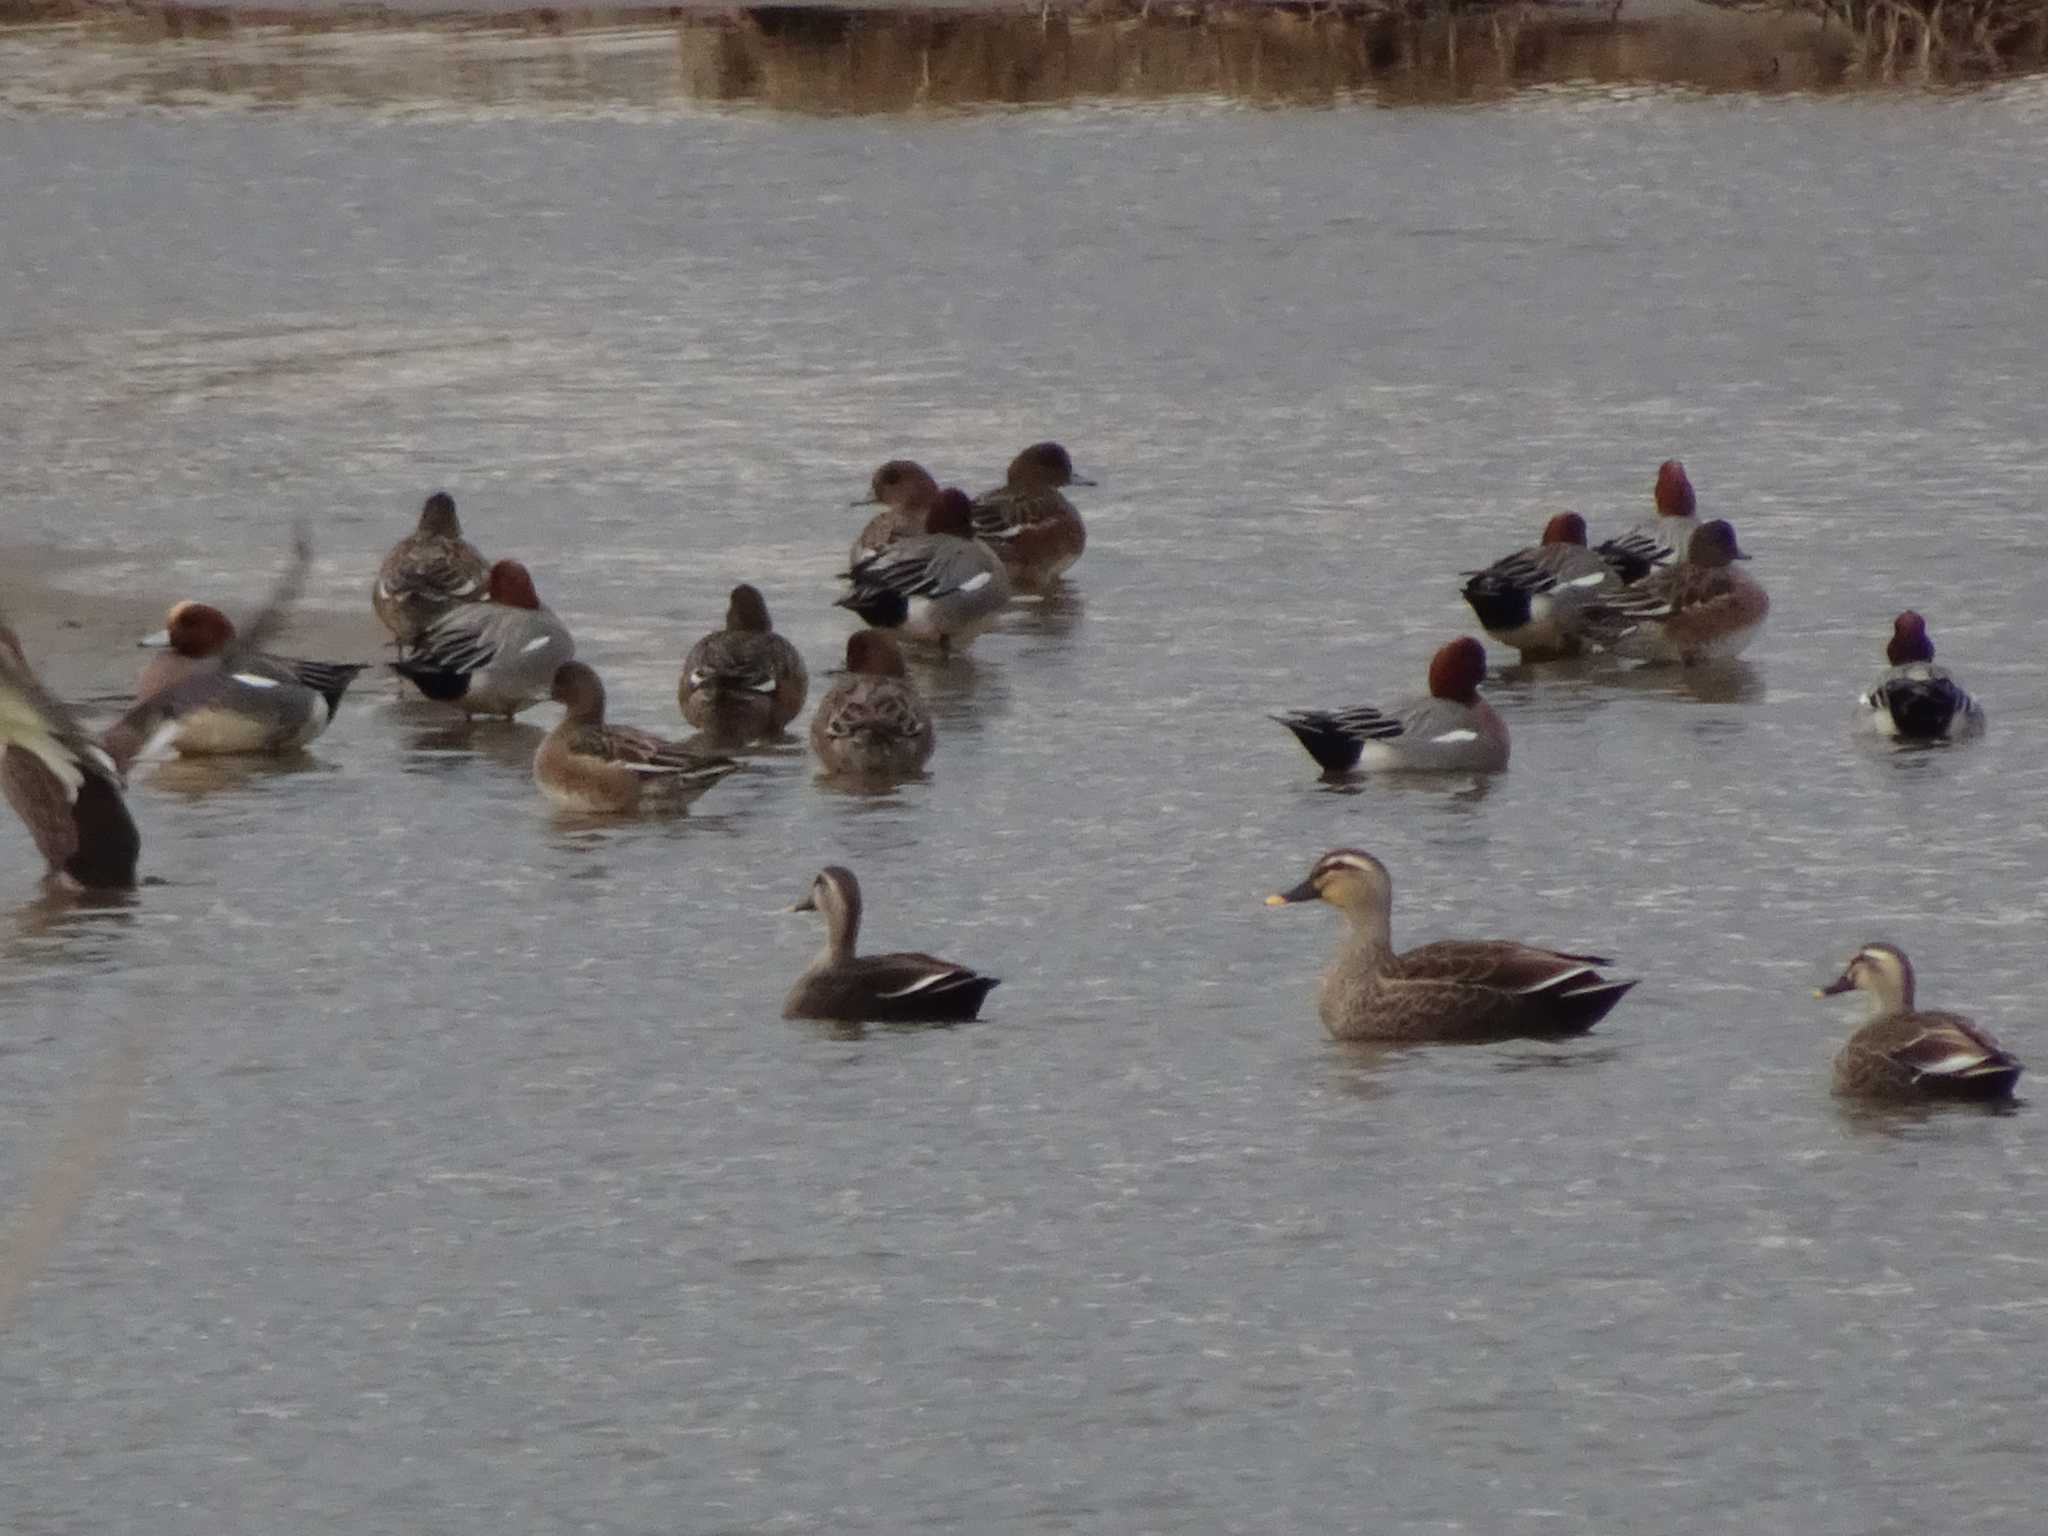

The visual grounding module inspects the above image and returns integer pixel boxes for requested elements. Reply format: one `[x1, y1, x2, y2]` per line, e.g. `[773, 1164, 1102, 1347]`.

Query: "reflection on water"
[2, 3, 2042, 116]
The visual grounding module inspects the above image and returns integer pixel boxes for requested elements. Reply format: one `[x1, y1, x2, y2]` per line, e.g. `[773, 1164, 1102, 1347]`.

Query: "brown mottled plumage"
[808, 631, 933, 780]
[1267, 849, 1636, 1042]
[373, 491, 489, 650]
[1817, 943, 2021, 1102]
[679, 584, 808, 745]
[534, 662, 737, 814]
[970, 441, 1093, 592]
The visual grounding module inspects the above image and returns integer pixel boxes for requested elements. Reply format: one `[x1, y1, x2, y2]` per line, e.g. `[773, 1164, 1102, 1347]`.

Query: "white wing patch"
[1918, 1050, 1991, 1076]
[520, 635, 554, 654]
[231, 673, 281, 689]
[959, 572, 992, 594]
[1430, 729, 1479, 744]
[1563, 571, 1610, 588]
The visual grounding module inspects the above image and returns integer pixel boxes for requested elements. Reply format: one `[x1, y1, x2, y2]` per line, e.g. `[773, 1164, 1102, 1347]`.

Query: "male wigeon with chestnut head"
[1273, 637, 1508, 774]
[1857, 611, 1983, 741]
[392, 559, 575, 719]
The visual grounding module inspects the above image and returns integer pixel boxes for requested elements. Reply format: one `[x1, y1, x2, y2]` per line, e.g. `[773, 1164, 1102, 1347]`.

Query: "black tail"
[1592, 538, 1659, 586]
[1274, 714, 1363, 774]
[1460, 574, 1535, 635]
[835, 590, 909, 629]
[66, 772, 141, 892]
[292, 660, 369, 715]
[390, 661, 472, 702]
[876, 975, 1001, 1024]
[1884, 677, 1962, 741]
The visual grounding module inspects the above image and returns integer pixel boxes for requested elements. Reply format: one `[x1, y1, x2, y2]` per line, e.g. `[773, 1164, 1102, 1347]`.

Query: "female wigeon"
[837, 489, 1011, 652]
[1816, 943, 2021, 1102]
[678, 584, 808, 746]
[1267, 849, 1636, 1042]
[850, 460, 942, 568]
[392, 560, 575, 719]
[0, 622, 140, 891]
[121, 600, 365, 757]
[373, 491, 489, 652]
[970, 441, 1094, 592]
[533, 662, 738, 814]
[1589, 519, 1769, 665]
[1459, 511, 1623, 660]
[1273, 637, 1509, 774]
[1590, 459, 1701, 581]
[1858, 612, 1984, 741]
[783, 865, 1000, 1023]
[809, 631, 934, 780]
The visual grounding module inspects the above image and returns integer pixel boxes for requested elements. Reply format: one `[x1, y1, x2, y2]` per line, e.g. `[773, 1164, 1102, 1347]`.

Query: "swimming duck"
[1816, 942, 2021, 1102]
[809, 631, 934, 780]
[1266, 849, 1637, 1043]
[970, 441, 1094, 591]
[850, 460, 942, 568]
[1584, 520, 1769, 664]
[1273, 637, 1508, 774]
[783, 865, 1000, 1023]
[679, 584, 809, 745]
[1858, 612, 1983, 742]
[533, 662, 738, 814]
[0, 622, 140, 891]
[837, 489, 1011, 652]
[1592, 459, 1700, 581]
[373, 490, 489, 653]
[1459, 511, 1624, 660]
[119, 600, 364, 757]
[392, 559, 575, 719]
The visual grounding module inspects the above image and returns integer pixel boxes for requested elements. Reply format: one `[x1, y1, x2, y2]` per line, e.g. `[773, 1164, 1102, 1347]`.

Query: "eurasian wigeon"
[678, 584, 809, 746]
[808, 631, 934, 780]
[850, 460, 942, 568]
[1593, 459, 1701, 581]
[1273, 637, 1509, 774]
[1267, 849, 1637, 1043]
[533, 662, 737, 814]
[1857, 611, 1983, 742]
[970, 441, 1093, 592]
[392, 559, 574, 719]
[783, 865, 1000, 1023]
[837, 489, 1011, 652]
[1586, 519, 1769, 665]
[122, 600, 365, 757]
[1459, 511, 1623, 660]
[373, 491, 489, 652]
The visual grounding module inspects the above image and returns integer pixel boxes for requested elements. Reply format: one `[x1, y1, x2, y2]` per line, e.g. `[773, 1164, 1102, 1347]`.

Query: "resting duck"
[678, 584, 808, 745]
[1273, 637, 1508, 774]
[1584, 519, 1768, 664]
[121, 600, 364, 757]
[0, 622, 140, 891]
[533, 662, 737, 814]
[1857, 611, 1983, 742]
[970, 441, 1094, 592]
[783, 865, 1000, 1023]
[850, 460, 942, 568]
[1592, 459, 1700, 581]
[1267, 849, 1637, 1043]
[837, 489, 1011, 652]
[1816, 942, 2021, 1102]
[392, 559, 574, 719]
[1459, 511, 1624, 660]
[809, 631, 934, 780]
[373, 491, 489, 653]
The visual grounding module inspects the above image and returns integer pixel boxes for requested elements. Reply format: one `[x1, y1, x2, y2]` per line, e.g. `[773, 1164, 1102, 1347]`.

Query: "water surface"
[3, 29, 2047, 1536]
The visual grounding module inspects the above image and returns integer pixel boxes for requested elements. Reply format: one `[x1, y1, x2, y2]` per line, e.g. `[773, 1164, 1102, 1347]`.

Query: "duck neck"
[1334, 895, 1393, 970]
[822, 894, 860, 965]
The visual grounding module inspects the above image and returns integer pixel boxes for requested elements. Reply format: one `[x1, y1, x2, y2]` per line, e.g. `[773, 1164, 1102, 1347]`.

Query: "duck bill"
[1070, 474, 1099, 488]
[848, 495, 881, 508]
[787, 895, 817, 914]
[1265, 879, 1321, 906]
[1815, 973, 1855, 997]
[136, 628, 171, 649]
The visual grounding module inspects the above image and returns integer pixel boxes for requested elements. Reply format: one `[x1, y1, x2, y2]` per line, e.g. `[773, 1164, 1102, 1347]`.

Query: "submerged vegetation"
[0, 1, 2039, 108]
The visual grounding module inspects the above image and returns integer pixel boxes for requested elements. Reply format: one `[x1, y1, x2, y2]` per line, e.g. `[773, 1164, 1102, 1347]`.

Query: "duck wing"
[817, 679, 929, 747]
[597, 723, 739, 786]
[1882, 1011, 2022, 1085]
[1385, 940, 1637, 1038]
[1864, 663, 1979, 741]
[0, 622, 140, 888]
[971, 486, 1073, 543]
[848, 952, 1001, 1022]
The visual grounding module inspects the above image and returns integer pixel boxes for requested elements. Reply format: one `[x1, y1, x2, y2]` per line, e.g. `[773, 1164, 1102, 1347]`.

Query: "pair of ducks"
[1271, 848, 2021, 1104]
[838, 443, 1093, 652]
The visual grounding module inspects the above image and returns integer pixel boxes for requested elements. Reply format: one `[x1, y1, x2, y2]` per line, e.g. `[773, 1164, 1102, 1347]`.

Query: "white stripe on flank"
[959, 572, 992, 593]
[231, 673, 281, 689]
[520, 635, 554, 654]
[1430, 729, 1479, 744]
[1563, 571, 1609, 588]
[1518, 966, 1597, 994]
[877, 972, 960, 998]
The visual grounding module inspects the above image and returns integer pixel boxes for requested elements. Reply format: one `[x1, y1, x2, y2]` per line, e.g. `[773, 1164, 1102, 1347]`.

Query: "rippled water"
[4, 23, 2048, 1535]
